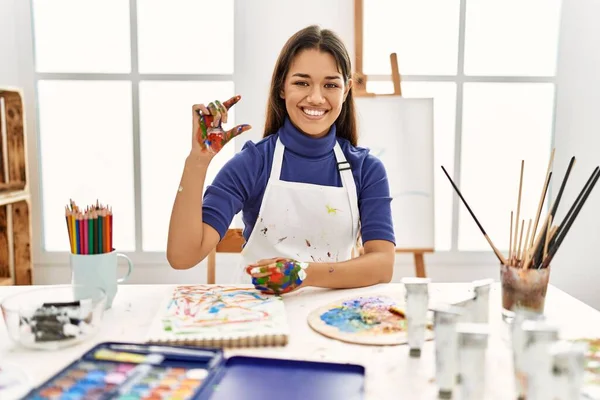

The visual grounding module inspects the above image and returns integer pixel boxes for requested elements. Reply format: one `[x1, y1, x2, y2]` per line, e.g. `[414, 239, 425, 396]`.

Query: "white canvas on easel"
[354, 96, 435, 251]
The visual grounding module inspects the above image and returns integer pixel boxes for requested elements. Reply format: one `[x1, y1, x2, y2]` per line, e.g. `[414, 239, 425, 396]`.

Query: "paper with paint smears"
[146, 285, 290, 347]
[307, 295, 434, 346]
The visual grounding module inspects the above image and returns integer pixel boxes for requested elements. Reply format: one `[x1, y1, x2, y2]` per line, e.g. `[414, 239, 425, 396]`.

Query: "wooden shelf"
[0, 88, 32, 285]
[0, 277, 13, 286]
[0, 189, 30, 207]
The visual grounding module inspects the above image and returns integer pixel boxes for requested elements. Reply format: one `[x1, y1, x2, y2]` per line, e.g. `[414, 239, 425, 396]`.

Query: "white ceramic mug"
[70, 251, 133, 309]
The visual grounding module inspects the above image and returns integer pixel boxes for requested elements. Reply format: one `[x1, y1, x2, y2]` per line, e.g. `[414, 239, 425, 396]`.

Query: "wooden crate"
[0, 88, 32, 285]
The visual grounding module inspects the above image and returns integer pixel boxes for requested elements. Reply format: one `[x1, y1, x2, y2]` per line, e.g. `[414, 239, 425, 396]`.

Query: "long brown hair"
[263, 25, 358, 146]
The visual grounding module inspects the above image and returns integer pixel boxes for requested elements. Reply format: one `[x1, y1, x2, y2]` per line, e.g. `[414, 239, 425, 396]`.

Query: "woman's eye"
[293, 81, 308, 87]
[325, 83, 339, 89]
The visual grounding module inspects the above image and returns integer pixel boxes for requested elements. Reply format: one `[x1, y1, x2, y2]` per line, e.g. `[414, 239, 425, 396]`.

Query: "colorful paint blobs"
[319, 297, 407, 334]
[29, 360, 206, 400]
[248, 258, 309, 295]
[572, 337, 600, 397]
[162, 285, 281, 334]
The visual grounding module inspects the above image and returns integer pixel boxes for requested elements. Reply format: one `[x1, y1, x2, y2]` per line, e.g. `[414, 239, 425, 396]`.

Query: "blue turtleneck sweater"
[202, 117, 396, 245]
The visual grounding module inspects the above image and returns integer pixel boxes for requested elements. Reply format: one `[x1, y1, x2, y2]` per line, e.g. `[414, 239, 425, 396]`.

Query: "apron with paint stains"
[236, 137, 360, 283]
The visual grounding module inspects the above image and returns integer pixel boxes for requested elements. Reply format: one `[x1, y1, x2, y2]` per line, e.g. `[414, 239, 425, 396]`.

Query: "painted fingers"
[246, 258, 309, 295]
[192, 95, 250, 154]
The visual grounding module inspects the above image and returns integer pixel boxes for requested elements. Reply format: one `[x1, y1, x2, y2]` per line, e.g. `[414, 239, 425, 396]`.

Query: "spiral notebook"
[146, 285, 290, 347]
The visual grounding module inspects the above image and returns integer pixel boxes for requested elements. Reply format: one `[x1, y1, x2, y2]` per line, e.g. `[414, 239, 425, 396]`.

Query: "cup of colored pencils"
[442, 149, 600, 321]
[65, 199, 113, 255]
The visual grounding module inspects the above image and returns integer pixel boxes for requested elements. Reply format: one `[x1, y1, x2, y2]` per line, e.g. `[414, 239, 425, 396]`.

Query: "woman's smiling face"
[280, 48, 351, 138]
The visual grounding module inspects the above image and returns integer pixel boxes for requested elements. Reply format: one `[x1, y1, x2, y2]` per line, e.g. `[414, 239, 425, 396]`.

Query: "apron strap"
[270, 138, 285, 181]
[333, 142, 360, 245]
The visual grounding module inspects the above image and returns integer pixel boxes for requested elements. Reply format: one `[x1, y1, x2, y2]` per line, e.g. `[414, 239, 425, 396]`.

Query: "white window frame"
[361, 0, 557, 258]
[15, 0, 556, 271]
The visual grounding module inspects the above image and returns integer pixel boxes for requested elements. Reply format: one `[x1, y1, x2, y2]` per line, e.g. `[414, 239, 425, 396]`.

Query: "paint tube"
[471, 279, 493, 323]
[402, 277, 430, 357]
[456, 322, 489, 400]
[521, 320, 560, 400]
[550, 340, 587, 400]
[430, 304, 463, 399]
[451, 279, 492, 323]
[510, 307, 545, 399]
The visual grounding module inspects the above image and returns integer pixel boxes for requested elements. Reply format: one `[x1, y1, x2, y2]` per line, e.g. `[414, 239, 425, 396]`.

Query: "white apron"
[236, 138, 360, 283]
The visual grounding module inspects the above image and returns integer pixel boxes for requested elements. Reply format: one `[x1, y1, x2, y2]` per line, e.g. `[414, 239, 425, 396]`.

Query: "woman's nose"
[307, 86, 325, 104]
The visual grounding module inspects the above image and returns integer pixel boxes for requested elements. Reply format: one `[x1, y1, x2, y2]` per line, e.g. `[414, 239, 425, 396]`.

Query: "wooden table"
[1, 282, 598, 399]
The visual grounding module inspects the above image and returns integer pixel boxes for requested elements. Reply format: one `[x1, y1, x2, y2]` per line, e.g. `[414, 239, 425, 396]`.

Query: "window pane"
[139, 81, 235, 251]
[38, 81, 135, 251]
[363, 0, 460, 75]
[367, 81, 457, 250]
[137, 0, 234, 74]
[32, 0, 131, 73]
[464, 0, 562, 76]
[459, 83, 555, 251]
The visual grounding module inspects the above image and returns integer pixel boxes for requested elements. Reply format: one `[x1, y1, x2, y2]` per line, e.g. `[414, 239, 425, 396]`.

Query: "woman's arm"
[302, 239, 395, 288]
[167, 97, 251, 270]
[167, 154, 221, 270]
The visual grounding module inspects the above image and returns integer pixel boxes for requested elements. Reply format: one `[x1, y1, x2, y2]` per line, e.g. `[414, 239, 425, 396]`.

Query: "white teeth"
[302, 108, 326, 116]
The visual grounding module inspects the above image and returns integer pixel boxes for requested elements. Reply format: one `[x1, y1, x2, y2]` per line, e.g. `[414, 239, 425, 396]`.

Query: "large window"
[32, 0, 235, 253]
[362, 0, 561, 252]
[30, 0, 563, 262]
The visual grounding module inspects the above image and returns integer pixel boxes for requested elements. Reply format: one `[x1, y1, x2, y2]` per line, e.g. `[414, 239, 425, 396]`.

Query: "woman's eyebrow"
[291, 73, 341, 80]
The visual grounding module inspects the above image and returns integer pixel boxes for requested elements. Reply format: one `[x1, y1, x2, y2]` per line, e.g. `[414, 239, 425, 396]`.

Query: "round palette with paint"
[307, 295, 435, 345]
[0, 363, 31, 400]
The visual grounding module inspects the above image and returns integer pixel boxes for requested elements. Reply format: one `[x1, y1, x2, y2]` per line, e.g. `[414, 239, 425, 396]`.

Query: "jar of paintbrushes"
[442, 150, 600, 323]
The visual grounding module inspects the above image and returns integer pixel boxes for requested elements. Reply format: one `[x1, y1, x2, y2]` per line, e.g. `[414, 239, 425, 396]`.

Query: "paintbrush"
[441, 166, 507, 265]
[532, 157, 576, 265]
[513, 160, 525, 266]
[530, 165, 597, 268]
[540, 167, 600, 268]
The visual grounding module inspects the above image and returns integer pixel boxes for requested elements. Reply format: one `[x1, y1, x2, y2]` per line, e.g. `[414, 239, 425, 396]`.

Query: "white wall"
[0, 0, 20, 88]
[550, 0, 600, 309]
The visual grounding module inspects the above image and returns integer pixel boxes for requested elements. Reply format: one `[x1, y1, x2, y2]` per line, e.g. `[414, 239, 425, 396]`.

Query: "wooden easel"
[353, 0, 433, 278]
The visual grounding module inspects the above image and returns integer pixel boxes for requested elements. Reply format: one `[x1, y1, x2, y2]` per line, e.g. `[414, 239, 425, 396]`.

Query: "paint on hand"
[305, 239, 311, 247]
[196, 95, 250, 153]
[319, 297, 408, 334]
[246, 258, 309, 295]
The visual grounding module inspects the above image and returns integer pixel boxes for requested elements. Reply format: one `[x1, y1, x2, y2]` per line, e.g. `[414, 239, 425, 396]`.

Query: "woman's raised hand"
[191, 95, 252, 158]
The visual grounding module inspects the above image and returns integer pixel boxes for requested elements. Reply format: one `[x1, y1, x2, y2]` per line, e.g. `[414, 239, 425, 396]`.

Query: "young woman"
[167, 25, 395, 294]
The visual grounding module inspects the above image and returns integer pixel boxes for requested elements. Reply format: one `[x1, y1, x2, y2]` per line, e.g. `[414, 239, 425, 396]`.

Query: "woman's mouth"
[301, 107, 328, 119]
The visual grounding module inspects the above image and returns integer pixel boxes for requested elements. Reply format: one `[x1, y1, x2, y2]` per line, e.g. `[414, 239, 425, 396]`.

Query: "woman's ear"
[279, 88, 285, 99]
[343, 79, 353, 101]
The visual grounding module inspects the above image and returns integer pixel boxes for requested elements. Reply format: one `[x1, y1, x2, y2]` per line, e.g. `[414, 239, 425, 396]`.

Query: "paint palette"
[23, 341, 365, 400]
[29, 361, 206, 399]
[23, 343, 216, 400]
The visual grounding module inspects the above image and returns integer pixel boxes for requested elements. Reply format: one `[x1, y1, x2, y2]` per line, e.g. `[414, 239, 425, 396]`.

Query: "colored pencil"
[64, 200, 115, 254]
[89, 214, 95, 254]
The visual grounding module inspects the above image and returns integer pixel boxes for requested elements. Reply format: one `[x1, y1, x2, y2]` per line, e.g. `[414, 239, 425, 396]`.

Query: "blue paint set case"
[22, 341, 365, 400]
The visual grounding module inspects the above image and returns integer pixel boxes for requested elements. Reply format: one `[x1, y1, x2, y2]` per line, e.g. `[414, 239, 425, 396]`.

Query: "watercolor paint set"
[23, 341, 365, 400]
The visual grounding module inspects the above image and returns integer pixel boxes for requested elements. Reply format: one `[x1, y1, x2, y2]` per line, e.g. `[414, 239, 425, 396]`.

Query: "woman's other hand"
[246, 257, 309, 295]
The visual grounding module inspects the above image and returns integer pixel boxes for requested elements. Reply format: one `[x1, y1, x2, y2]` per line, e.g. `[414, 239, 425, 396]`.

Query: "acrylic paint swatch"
[572, 337, 600, 399]
[24, 349, 209, 399]
[146, 285, 290, 347]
